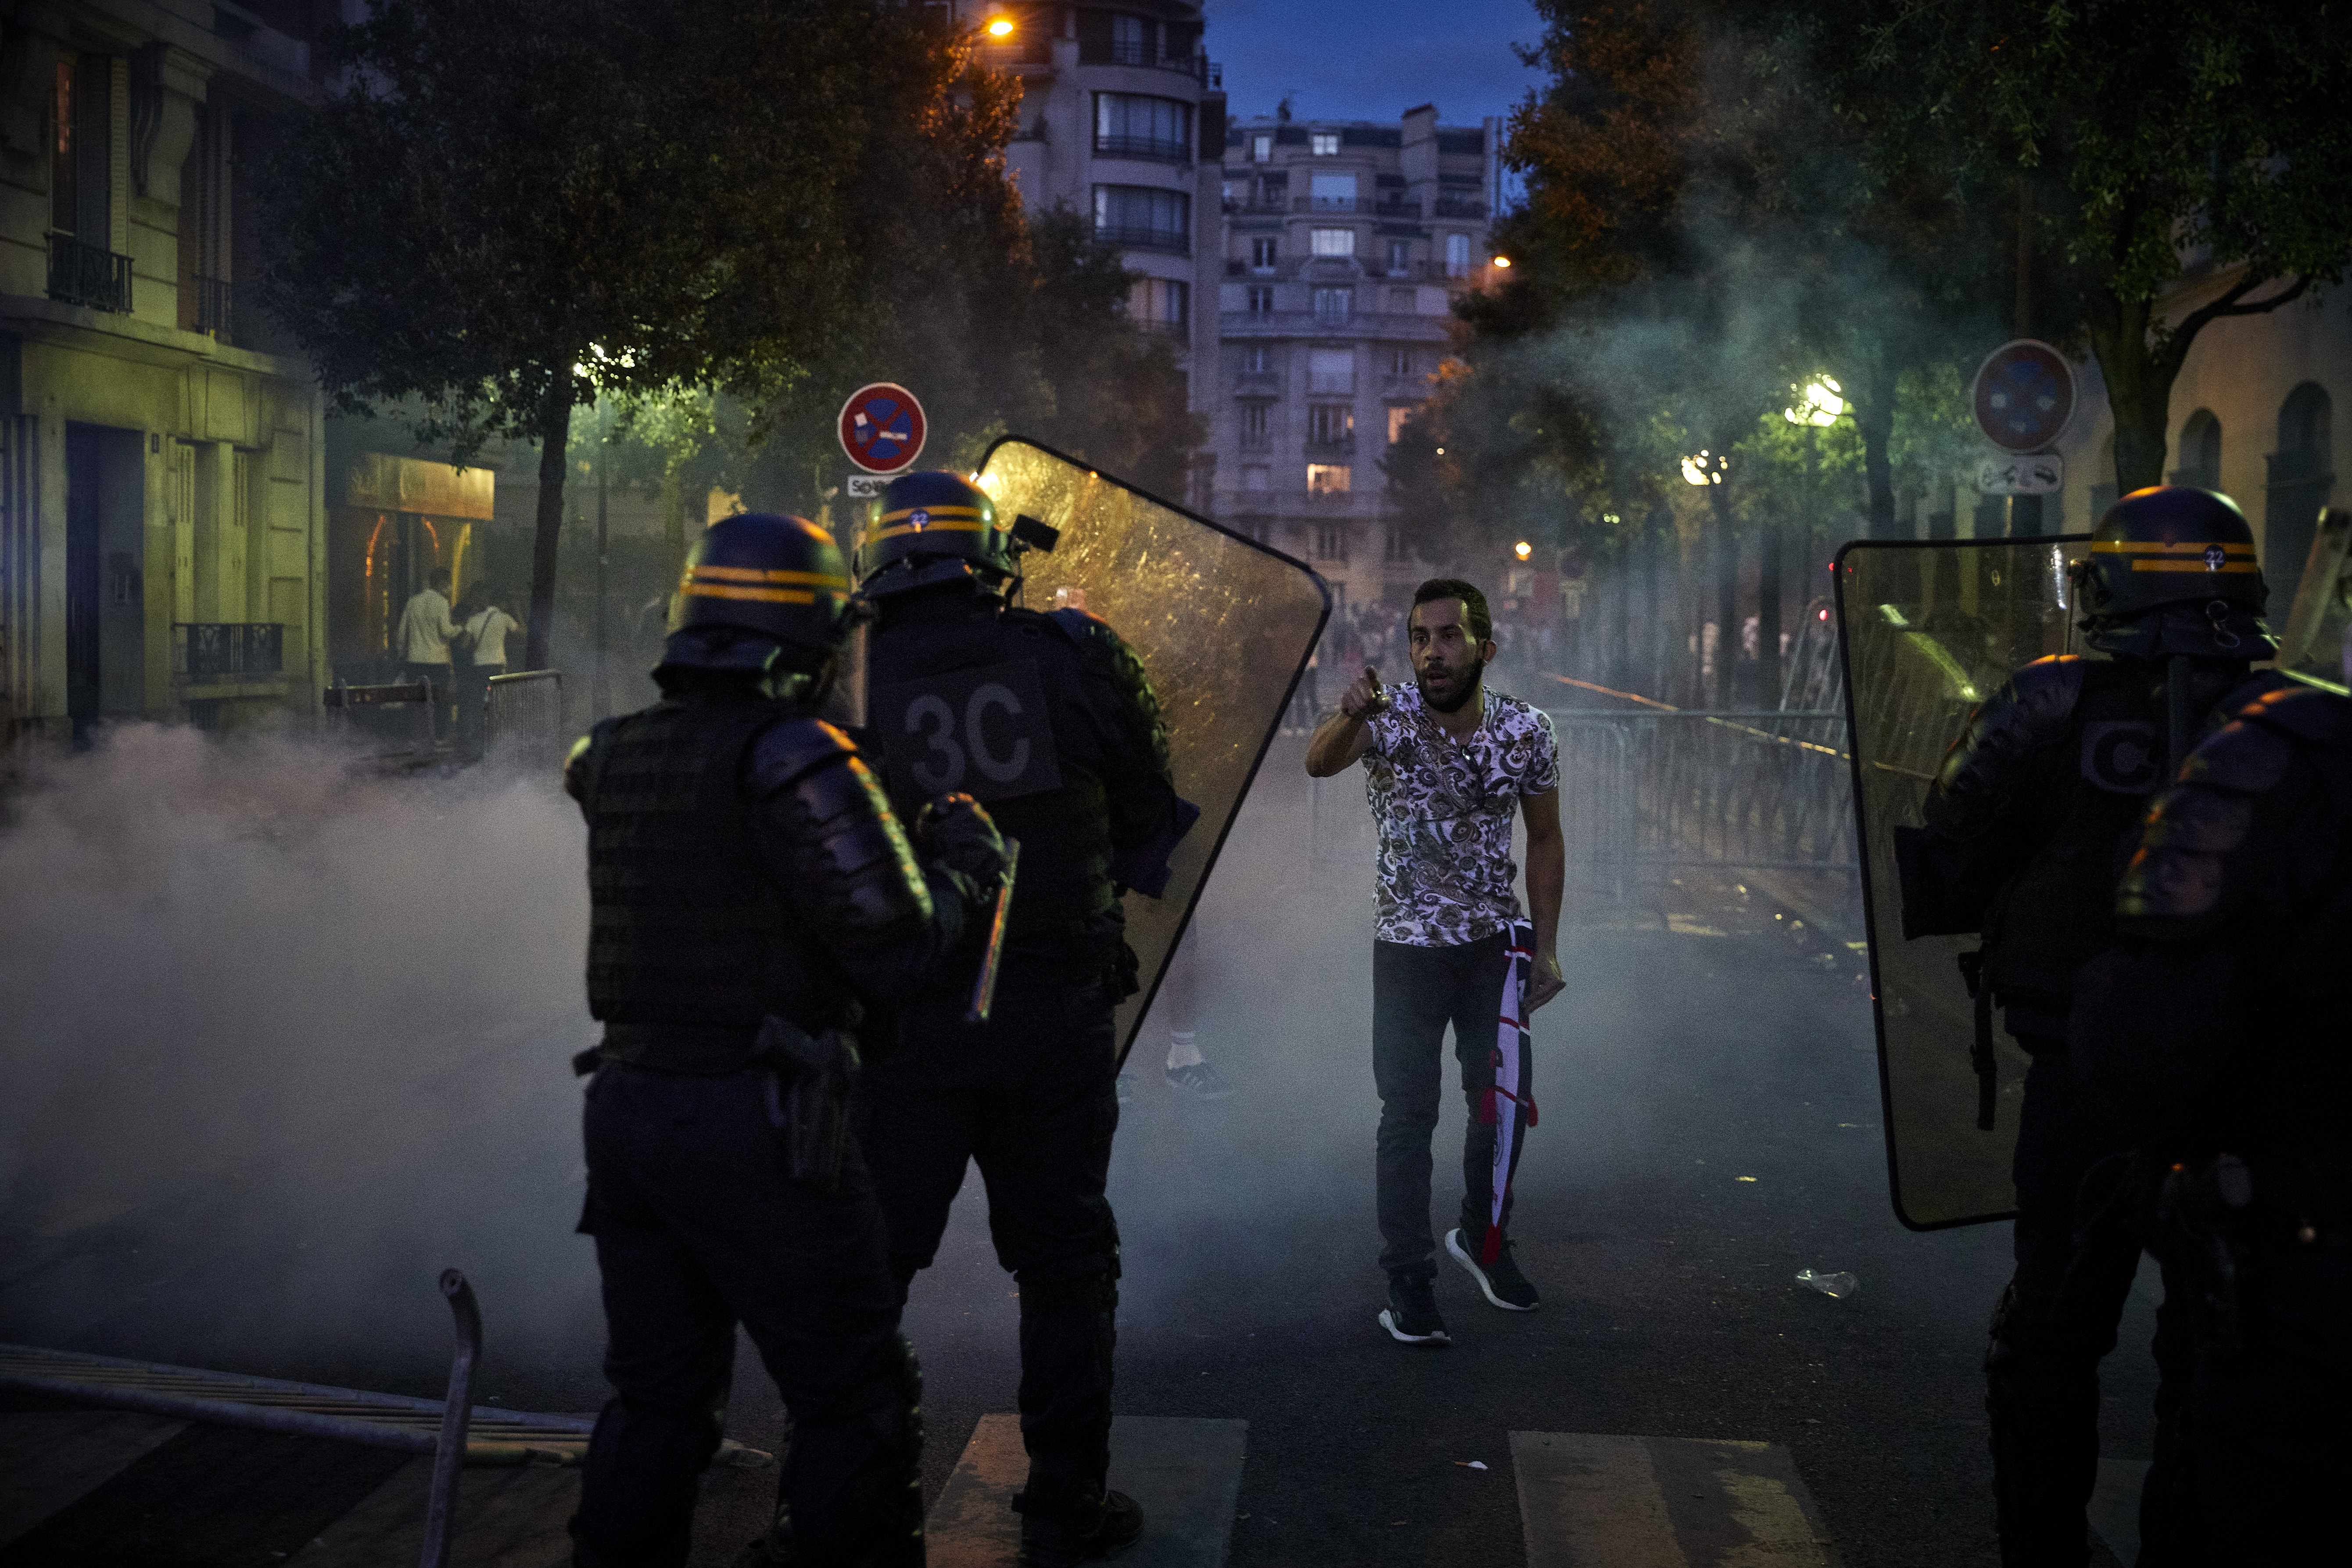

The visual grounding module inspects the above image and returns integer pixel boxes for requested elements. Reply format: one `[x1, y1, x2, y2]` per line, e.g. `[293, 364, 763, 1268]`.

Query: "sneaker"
[1164, 1061, 1234, 1099]
[1017, 1489, 1144, 1568]
[1446, 1227, 1541, 1311]
[1378, 1269, 1451, 1345]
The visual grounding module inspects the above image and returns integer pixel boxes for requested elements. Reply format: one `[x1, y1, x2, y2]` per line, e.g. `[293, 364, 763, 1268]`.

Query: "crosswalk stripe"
[926, 1414, 1249, 1568]
[1512, 1432, 1832, 1567]
[0, 1409, 188, 1547]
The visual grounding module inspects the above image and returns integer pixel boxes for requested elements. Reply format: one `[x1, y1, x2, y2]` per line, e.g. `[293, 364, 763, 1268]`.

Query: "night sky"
[1202, 0, 1547, 131]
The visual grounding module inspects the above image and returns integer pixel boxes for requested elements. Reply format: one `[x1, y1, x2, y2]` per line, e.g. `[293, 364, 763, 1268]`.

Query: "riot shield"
[974, 437, 1331, 1067]
[1833, 535, 2087, 1230]
[2275, 507, 2351, 693]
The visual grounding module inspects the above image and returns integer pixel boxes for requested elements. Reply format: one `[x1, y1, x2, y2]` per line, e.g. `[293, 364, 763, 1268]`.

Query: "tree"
[256, 0, 976, 668]
[1853, 2, 2352, 491]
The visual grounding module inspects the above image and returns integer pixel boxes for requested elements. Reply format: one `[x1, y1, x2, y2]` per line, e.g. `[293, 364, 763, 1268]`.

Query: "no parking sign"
[839, 383, 927, 474]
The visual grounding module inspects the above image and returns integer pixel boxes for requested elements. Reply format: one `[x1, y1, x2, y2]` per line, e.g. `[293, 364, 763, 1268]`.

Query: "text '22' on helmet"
[665, 512, 856, 672]
[2072, 486, 2273, 659]
[855, 470, 1016, 599]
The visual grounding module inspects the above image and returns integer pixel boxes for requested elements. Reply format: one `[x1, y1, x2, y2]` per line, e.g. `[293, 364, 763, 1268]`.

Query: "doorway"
[65, 423, 146, 741]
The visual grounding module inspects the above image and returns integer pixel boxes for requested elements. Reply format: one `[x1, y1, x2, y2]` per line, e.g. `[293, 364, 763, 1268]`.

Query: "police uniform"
[564, 512, 1004, 1568]
[2073, 683, 2352, 1567]
[1894, 487, 2277, 1567]
[851, 472, 1181, 1568]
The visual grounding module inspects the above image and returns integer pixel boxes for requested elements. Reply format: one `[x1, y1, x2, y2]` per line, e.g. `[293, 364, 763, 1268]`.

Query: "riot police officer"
[2073, 680, 2352, 1566]
[564, 512, 1006, 1568]
[853, 470, 1183, 1568]
[1895, 487, 2278, 1566]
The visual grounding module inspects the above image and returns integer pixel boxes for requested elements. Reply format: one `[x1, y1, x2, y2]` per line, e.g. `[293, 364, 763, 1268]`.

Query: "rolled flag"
[1479, 919, 1538, 1264]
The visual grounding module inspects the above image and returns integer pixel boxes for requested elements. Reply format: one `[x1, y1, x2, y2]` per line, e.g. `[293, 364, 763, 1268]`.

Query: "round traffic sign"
[838, 383, 926, 474]
[1971, 340, 2076, 453]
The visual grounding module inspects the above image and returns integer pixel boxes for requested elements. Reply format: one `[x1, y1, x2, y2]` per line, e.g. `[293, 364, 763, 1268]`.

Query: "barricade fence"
[484, 670, 565, 771]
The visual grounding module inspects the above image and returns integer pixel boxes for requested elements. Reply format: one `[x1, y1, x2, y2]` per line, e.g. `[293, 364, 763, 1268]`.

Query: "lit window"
[1309, 404, 1354, 444]
[1251, 133, 1272, 163]
[1310, 132, 1339, 156]
[1312, 286, 1352, 324]
[1251, 236, 1277, 271]
[1127, 276, 1187, 328]
[1307, 464, 1352, 495]
[1387, 238, 1411, 276]
[1310, 227, 1355, 258]
[1307, 348, 1355, 394]
[1445, 233, 1472, 278]
[1095, 93, 1192, 161]
[1246, 284, 1275, 316]
[1387, 406, 1412, 443]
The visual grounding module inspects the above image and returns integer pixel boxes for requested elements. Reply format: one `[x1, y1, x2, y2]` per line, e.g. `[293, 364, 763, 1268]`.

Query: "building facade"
[0, 0, 338, 750]
[986, 2, 1224, 506]
[1209, 104, 1500, 609]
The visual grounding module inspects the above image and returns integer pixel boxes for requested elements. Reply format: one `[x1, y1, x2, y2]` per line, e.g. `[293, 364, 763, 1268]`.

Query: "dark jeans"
[571, 1064, 919, 1568]
[1373, 933, 1529, 1276]
[858, 976, 1122, 1522]
[1987, 1039, 2188, 1568]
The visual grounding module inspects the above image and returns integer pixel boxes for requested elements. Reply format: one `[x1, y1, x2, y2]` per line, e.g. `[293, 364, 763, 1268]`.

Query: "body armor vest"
[867, 601, 1119, 966]
[578, 696, 823, 1047]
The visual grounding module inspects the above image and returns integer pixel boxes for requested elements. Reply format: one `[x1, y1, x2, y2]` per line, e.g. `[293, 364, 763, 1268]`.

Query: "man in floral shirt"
[1306, 579, 1566, 1346]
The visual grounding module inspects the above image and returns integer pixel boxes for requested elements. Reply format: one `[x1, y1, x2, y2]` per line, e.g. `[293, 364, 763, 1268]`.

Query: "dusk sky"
[1202, 0, 1549, 131]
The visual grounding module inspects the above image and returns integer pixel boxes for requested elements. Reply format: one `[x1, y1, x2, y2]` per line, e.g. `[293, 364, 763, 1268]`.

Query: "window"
[1309, 404, 1354, 444]
[1307, 465, 1352, 497]
[50, 55, 129, 314]
[1240, 403, 1271, 449]
[1388, 345, 1412, 376]
[1387, 286, 1413, 313]
[1094, 185, 1191, 253]
[1246, 284, 1274, 317]
[1309, 172, 1357, 210]
[2175, 409, 2222, 489]
[1310, 132, 1340, 156]
[1242, 464, 1270, 493]
[1250, 236, 1278, 272]
[1095, 94, 1192, 162]
[1310, 227, 1355, 258]
[1251, 133, 1272, 163]
[1241, 345, 1270, 372]
[1111, 14, 1148, 65]
[1127, 276, 1187, 329]
[1307, 348, 1355, 394]
[1387, 238, 1412, 276]
[1445, 233, 1472, 278]
[1385, 525, 1413, 560]
[1314, 523, 1351, 561]
[1387, 406, 1413, 443]
[1312, 287, 1352, 324]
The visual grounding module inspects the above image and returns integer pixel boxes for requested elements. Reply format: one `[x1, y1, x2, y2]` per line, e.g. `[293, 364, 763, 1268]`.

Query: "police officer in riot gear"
[2074, 681, 2352, 1568]
[853, 470, 1184, 1568]
[564, 511, 1007, 1568]
[1894, 487, 2279, 1566]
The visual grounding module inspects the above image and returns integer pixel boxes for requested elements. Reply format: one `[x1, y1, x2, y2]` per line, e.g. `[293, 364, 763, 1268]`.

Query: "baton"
[966, 838, 1019, 1025]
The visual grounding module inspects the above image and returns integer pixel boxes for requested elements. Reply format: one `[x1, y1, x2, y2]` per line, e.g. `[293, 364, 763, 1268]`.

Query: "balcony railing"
[1082, 43, 1215, 83]
[1094, 224, 1190, 255]
[1300, 195, 1364, 213]
[1223, 199, 1289, 217]
[1433, 196, 1489, 219]
[193, 275, 234, 339]
[1095, 134, 1191, 164]
[48, 234, 132, 314]
[1374, 199, 1422, 218]
[175, 622, 285, 681]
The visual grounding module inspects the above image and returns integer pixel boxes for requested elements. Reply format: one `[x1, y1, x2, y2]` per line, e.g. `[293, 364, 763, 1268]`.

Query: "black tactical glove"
[918, 792, 1008, 886]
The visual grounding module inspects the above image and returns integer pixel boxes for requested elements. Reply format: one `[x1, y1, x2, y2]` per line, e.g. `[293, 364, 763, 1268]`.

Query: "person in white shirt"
[456, 587, 521, 753]
[397, 568, 457, 734]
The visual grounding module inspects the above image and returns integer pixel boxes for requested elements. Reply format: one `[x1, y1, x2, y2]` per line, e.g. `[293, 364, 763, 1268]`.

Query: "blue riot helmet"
[2072, 487, 2274, 659]
[661, 512, 859, 686]
[854, 470, 1018, 599]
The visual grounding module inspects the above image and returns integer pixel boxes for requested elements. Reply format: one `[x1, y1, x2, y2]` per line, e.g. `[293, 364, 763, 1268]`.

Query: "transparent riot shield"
[1833, 535, 2087, 1229]
[975, 437, 1331, 1067]
[2275, 507, 2351, 693]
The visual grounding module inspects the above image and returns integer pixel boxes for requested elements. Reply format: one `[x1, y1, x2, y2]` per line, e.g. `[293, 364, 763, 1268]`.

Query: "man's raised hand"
[1341, 664, 1391, 720]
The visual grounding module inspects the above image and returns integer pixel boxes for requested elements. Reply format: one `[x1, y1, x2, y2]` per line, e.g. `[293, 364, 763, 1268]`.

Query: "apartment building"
[0, 0, 338, 748]
[1211, 104, 1501, 608]
[986, 3, 1225, 504]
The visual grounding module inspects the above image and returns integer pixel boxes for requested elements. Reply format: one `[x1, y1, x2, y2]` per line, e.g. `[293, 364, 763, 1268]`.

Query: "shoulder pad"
[1928, 655, 2083, 804]
[2003, 655, 2088, 729]
[2236, 683, 2352, 745]
[2177, 715, 2295, 795]
[2137, 780, 2254, 856]
[2116, 835, 2228, 922]
[1044, 605, 1121, 646]
[746, 717, 859, 794]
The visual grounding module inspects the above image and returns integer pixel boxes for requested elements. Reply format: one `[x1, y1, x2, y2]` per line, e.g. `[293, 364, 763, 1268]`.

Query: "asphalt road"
[1, 730, 2166, 1566]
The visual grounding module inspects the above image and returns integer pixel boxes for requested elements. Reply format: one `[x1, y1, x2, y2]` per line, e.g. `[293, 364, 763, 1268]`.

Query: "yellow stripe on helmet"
[866, 520, 990, 542]
[2090, 540, 2257, 555]
[2128, 560, 2260, 573]
[684, 584, 818, 605]
[686, 566, 850, 588]
[875, 505, 991, 526]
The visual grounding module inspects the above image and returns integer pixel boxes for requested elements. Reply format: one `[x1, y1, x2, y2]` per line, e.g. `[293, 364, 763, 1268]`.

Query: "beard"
[1416, 662, 1482, 713]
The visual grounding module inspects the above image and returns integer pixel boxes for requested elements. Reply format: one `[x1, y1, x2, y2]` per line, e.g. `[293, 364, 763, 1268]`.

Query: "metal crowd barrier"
[484, 669, 564, 770]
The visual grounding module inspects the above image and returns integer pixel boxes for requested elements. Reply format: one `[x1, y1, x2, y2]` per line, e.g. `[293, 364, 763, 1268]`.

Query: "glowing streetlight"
[1681, 449, 1726, 486]
[1782, 376, 1844, 428]
[1491, 255, 1513, 269]
[1514, 540, 1533, 561]
[985, 14, 1015, 36]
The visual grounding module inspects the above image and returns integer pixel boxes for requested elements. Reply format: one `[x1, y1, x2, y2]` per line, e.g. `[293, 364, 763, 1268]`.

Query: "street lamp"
[1492, 255, 1513, 269]
[1782, 377, 1843, 429]
[1514, 540, 1533, 561]
[1681, 450, 1726, 486]
[984, 12, 1015, 37]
